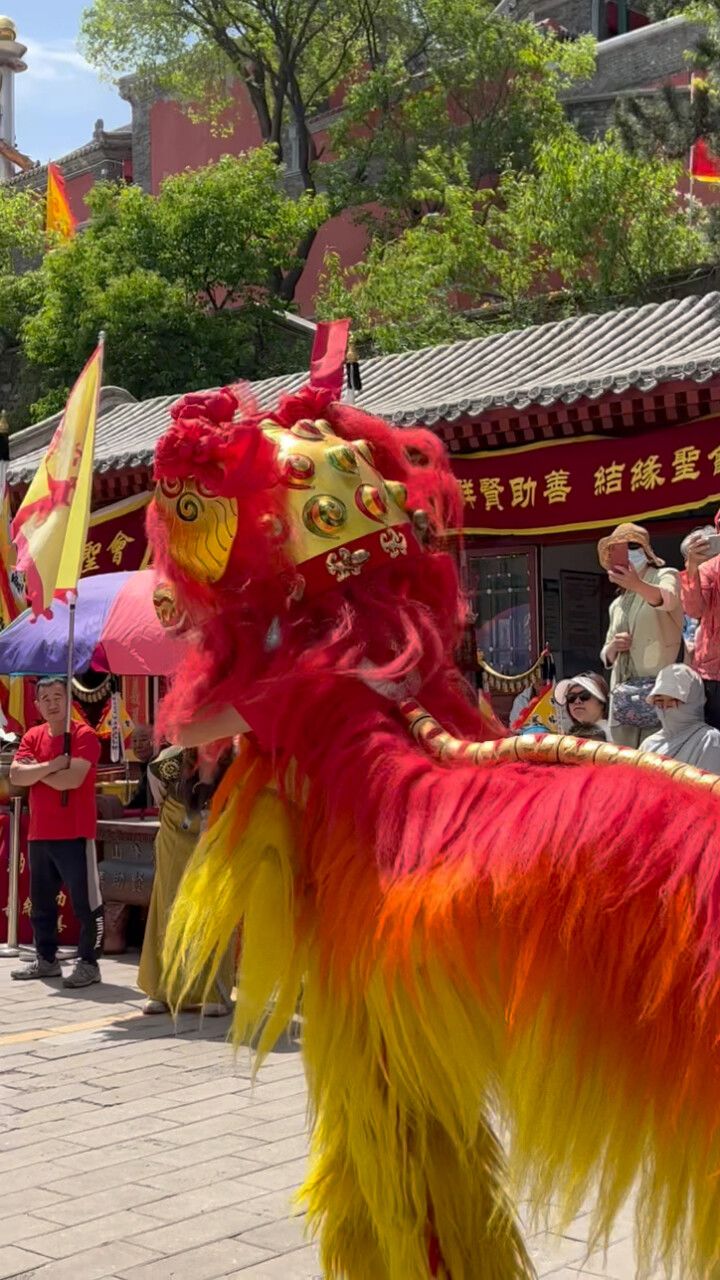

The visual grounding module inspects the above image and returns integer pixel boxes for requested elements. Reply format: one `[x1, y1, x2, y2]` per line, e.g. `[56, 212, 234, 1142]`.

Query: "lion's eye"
[176, 491, 203, 523]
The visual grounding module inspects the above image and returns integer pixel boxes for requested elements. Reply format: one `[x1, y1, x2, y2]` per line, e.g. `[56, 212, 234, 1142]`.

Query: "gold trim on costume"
[403, 703, 720, 793]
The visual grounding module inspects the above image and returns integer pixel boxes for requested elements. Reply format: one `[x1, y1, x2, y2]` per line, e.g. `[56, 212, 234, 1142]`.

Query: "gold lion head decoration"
[151, 398, 417, 602]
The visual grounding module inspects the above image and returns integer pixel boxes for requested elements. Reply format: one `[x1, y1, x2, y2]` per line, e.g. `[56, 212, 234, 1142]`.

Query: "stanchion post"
[0, 795, 22, 957]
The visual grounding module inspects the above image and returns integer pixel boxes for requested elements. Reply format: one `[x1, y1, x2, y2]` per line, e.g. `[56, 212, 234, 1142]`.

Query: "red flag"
[689, 78, 720, 183]
[310, 319, 350, 397]
[690, 138, 720, 183]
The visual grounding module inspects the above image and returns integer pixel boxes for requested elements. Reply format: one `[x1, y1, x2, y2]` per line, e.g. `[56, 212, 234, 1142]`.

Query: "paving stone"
[150, 1132, 267, 1169]
[0, 1187, 66, 1219]
[117, 1238, 273, 1280]
[0, 1137, 85, 1170]
[238, 1214, 308, 1252]
[13, 1241, 161, 1280]
[159, 1077, 253, 1106]
[25, 1209, 164, 1259]
[56, 1138, 173, 1173]
[226, 1245, 321, 1277]
[137, 1178, 279, 1224]
[34, 1181, 169, 1227]
[138, 1156, 271, 1197]
[0, 1211, 59, 1247]
[237, 1133, 310, 1167]
[155, 1096, 253, 1129]
[131, 1206, 274, 1257]
[43, 1158, 171, 1196]
[232, 1158, 310, 1192]
[242, 1095, 308, 1123]
[61, 1113, 175, 1149]
[0, 1244, 49, 1279]
[241, 1112, 309, 1143]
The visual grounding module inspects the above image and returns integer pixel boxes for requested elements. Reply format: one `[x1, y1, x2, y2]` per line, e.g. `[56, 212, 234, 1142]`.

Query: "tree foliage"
[327, 0, 595, 231]
[22, 149, 324, 417]
[81, 0, 596, 284]
[318, 132, 708, 353]
[81, 0, 379, 289]
[614, 1, 720, 163]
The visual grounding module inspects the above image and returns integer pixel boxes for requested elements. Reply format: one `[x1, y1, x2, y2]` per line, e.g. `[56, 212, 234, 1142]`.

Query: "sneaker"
[142, 998, 169, 1015]
[62, 960, 101, 989]
[11, 958, 61, 981]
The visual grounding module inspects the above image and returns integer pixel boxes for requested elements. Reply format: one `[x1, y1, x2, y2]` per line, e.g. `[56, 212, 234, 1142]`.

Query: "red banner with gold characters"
[82, 493, 151, 577]
[455, 416, 720, 535]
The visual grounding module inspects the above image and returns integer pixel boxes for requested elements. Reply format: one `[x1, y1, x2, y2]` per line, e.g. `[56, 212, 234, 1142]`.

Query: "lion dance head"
[148, 383, 480, 749]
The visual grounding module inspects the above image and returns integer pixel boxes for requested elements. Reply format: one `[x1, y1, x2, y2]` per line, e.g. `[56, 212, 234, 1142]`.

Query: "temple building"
[7, 293, 720, 712]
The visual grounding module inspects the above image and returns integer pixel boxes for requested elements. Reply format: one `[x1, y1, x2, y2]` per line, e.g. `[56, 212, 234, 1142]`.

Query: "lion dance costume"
[148, 383, 720, 1280]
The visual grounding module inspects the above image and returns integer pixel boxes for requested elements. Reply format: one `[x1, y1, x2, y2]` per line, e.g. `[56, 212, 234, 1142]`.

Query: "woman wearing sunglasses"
[554, 673, 610, 741]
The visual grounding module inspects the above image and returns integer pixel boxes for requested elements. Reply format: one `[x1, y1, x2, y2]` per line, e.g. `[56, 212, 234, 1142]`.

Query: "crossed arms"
[10, 755, 92, 791]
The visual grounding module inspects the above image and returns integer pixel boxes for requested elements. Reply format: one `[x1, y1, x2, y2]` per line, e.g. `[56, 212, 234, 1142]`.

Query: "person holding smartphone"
[598, 523, 683, 748]
[680, 518, 720, 730]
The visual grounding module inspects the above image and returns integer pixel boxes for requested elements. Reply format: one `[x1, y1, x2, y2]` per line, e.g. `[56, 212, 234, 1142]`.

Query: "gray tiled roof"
[9, 292, 720, 483]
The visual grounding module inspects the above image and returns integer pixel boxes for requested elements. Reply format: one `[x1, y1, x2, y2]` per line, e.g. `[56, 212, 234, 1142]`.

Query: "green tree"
[327, 0, 595, 233]
[318, 132, 709, 353]
[81, 0, 596, 288]
[82, 0, 382, 297]
[614, 2, 720, 165]
[22, 149, 326, 416]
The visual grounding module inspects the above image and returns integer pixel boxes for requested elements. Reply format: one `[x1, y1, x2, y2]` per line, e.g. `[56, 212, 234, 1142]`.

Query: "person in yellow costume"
[138, 744, 235, 1017]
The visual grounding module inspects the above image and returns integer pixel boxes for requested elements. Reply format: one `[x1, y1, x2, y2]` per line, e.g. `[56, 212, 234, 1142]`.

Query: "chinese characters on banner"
[455, 418, 720, 534]
[80, 493, 151, 577]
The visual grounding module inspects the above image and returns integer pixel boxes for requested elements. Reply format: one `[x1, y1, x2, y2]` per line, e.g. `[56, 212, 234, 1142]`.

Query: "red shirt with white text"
[14, 721, 100, 841]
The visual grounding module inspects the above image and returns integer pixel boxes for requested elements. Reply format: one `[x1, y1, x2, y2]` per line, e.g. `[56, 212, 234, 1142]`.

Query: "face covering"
[628, 548, 647, 571]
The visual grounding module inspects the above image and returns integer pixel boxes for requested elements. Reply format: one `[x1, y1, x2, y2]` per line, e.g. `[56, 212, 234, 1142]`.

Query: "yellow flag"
[11, 339, 104, 617]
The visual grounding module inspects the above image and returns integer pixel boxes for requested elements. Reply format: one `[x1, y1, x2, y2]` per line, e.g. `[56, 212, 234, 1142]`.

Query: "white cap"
[555, 675, 607, 707]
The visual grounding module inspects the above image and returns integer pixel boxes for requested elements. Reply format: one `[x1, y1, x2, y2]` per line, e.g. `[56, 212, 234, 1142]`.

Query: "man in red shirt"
[9, 678, 103, 989]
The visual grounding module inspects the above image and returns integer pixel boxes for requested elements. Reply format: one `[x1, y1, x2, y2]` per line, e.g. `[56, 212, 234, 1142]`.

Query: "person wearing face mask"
[598, 523, 683, 748]
[554, 673, 610, 741]
[640, 664, 720, 774]
[679, 515, 720, 731]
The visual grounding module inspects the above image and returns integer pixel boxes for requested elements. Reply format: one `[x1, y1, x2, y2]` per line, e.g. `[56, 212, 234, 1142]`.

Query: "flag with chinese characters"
[96, 693, 134, 746]
[11, 339, 104, 617]
[46, 163, 76, 240]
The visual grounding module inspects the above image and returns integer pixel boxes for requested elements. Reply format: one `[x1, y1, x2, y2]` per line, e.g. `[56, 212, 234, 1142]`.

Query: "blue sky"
[13, 1, 129, 163]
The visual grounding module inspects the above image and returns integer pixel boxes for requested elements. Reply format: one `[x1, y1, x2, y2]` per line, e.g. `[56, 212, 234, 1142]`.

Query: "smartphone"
[707, 534, 720, 558]
[609, 542, 629, 572]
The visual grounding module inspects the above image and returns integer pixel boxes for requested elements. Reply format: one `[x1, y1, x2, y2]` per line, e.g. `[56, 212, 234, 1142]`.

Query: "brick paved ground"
[0, 953, 643, 1279]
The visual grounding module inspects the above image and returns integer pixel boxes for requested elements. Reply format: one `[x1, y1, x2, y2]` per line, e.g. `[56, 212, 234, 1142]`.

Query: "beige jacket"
[601, 566, 683, 686]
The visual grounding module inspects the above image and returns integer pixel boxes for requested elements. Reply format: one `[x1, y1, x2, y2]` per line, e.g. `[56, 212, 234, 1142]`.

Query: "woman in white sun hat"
[554, 672, 610, 741]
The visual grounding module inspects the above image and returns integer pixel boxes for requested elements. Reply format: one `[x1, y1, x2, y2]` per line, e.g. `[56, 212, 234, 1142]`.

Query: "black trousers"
[705, 680, 720, 732]
[29, 839, 103, 964]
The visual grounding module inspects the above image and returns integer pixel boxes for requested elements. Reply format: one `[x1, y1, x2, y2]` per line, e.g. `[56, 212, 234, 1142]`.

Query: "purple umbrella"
[0, 570, 185, 677]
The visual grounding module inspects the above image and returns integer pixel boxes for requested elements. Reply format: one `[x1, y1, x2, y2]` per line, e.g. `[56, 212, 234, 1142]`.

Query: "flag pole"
[61, 591, 77, 803]
[61, 330, 104, 805]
